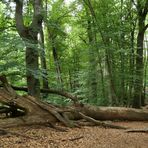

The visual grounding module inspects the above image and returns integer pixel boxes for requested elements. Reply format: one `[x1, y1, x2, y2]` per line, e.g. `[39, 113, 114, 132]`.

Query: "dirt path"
[0, 121, 148, 148]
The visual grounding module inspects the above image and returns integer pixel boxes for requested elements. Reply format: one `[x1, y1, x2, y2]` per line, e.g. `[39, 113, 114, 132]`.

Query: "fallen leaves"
[0, 121, 148, 148]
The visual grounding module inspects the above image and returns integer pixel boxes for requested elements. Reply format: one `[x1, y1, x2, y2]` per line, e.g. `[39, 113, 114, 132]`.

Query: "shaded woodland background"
[0, 0, 148, 109]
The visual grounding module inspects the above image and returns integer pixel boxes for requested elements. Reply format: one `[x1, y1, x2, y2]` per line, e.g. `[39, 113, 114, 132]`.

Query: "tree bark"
[133, 0, 148, 108]
[14, 0, 43, 98]
[38, 26, 49, 90]
[51, 39, 63, 87]
[87, 14, 98, 102]
[128, 7, 136, 106]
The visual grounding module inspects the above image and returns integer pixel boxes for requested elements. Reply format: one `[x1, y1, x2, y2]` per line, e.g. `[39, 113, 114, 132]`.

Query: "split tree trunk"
[14, 0, 43, 98]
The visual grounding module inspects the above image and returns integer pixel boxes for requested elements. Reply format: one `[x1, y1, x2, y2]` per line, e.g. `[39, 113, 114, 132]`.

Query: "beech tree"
[0, 0, 148, 133]
[14, 0, 43, 98]
[133, 0, 148, 108]
[0, 0, 147, 111]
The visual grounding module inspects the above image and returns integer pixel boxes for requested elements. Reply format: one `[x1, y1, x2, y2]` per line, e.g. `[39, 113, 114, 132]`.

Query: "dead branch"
[126, 128, 148, 133]
[62, 136, 84, 141]
[78, 112, 128, 129]
[0, 84, 78, 103]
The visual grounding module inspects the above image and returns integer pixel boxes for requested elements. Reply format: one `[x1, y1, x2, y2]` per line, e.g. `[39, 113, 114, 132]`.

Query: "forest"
[0, 0, 148, 147]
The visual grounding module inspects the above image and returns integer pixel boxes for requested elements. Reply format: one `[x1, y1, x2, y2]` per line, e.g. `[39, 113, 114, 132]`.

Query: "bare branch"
[0, 84, 78, 103]
[143, 23, 148, 32]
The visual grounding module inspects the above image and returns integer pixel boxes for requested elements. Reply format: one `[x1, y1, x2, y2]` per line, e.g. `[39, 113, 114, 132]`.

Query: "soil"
[0, 121, 148, 148]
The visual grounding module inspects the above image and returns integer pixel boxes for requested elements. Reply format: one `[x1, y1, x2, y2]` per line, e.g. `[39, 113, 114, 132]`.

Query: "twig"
[62, 136, 83, 141]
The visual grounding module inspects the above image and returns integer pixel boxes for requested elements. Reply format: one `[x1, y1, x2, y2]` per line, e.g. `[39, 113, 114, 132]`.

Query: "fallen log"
[76, 105, 148, 121]
[0, 88, 121, 129]
[0, 75, 148, 131]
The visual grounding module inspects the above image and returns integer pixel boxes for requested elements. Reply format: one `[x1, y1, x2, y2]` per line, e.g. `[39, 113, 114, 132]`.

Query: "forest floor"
[0, 121, 148, 148]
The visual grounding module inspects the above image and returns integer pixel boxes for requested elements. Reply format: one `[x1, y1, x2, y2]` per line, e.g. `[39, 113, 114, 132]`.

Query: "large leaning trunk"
[0, 75, 148, 130]
[14, 0, 43, 98]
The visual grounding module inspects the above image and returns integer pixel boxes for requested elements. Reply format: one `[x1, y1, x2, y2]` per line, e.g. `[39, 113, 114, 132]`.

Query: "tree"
[45, 0, 66, 88]
[38, 25, 49, 90]
[14, 0, 43, 98]
[133, 0, 148, 108]
[0, 0, 148, 134]
[0, 0, 148, 109]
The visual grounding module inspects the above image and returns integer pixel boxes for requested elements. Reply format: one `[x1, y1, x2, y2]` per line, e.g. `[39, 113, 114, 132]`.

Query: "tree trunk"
[133, 0, 148, 108]
[87, 14, 98, 102]
[83, 0, 118, 104]
[105, 49, 118, 105]
[52, 39, 63, 87]
[128, 15, 136, 106]
[26, 46, 40, 98]
[14, 0, 43, 98]
[38, 26, 49, 90]
[47, 28, 63, 88]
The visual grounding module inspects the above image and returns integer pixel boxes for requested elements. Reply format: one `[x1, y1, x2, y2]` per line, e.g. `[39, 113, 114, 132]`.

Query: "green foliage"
[0, 32, 25, 74]
[0, 0, 147, 107]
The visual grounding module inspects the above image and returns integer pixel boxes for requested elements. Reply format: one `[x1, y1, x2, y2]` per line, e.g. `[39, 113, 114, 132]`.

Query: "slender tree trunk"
[87, 17, 98, 102]
[119, 0, 124, 104]
[105, 49, 118, 105]
[126, 0, 137, 106]
[133, 0, 148, 108]
[38, 26, 49, 89]
[143, 36, 148, 105]
[128, 24, 136, 106]
[51, 38, 63, 87]
[133, 29, 144, 108]
[83, 0, 118, 104]
[98, 61, 106, 99]
[45, 20, 63, 88]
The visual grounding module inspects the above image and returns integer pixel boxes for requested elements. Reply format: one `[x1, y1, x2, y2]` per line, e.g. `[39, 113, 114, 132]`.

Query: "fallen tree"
[0, 75, 148, 131]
